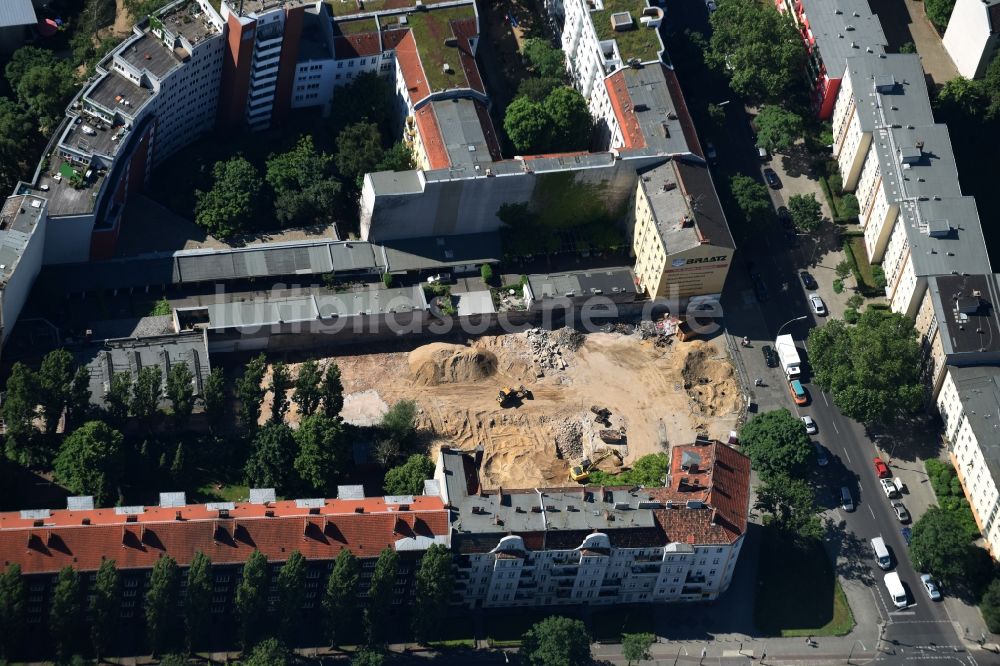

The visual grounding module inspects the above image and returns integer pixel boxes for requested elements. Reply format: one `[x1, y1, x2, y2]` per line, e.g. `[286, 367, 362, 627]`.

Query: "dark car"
[762, 345, 778, 367]
[777, 206, 792, 228]
[763, 167, 782, 189]
[753, 275, 768, 302]
[800, 272, 818, 290]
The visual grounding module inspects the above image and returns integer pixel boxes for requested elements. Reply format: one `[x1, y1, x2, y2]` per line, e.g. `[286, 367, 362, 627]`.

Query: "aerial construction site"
[263, 328, 744, 488]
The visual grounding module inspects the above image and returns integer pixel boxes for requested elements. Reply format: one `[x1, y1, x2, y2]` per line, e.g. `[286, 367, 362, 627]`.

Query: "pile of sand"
[408, 343, 498, 386]
[682, 342, 743, 417]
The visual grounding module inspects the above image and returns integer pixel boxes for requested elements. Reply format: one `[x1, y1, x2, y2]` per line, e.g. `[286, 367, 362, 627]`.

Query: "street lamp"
[776, 315, 809, 338]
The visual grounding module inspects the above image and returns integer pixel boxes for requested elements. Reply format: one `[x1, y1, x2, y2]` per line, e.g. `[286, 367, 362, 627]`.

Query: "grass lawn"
[591, 0, 663, 62]
[192, 482, 250, 503]
[408, 5, 478, 92]
[847, 236, 877, 289]
[754, 529, 856, 637]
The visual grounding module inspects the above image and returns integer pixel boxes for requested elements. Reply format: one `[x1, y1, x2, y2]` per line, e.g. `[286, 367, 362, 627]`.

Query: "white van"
[884, 572, 908, 608]
[871, 536, 891, 570]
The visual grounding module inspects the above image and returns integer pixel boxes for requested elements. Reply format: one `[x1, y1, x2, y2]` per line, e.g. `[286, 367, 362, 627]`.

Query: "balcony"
[630, 564, 660, 575]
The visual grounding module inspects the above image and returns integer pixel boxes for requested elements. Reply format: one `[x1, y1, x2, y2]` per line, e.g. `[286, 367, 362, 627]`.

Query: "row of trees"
[0, 545, 454, 661]
[729, 175, 821, 231]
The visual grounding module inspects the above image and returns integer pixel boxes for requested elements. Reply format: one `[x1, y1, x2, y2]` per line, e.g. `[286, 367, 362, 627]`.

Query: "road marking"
[893, 611, 917, 615]
[832, 420, 840, 434]
[822, 392, 829, 406]
[844, 448, 852, 463]
[869, 505, 877, 519]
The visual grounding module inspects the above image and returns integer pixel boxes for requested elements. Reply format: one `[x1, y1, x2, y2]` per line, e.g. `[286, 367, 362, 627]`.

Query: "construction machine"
[568, 449, 624, 482]
[497, 385, 528, 407]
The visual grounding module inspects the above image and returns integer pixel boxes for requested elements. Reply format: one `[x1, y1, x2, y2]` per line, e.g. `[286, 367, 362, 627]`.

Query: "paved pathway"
[869, 0, 959, 85]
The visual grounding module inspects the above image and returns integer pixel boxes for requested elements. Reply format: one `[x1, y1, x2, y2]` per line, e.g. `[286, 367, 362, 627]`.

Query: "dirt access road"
[263, 329, 742, 489]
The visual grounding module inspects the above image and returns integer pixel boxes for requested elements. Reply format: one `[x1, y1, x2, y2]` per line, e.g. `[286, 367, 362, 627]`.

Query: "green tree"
[36, 348, 73, 435]
[5, 47, 57, 89]
[909, 507, 972, 585]
[374, 142, 415, 172]
[708, 0, 805, 102]
[323, 550, 360, 646]
[738, 409, 812, 480]
[622, 632, 654, 665]
[244, 422, 297, 490]
[729, 174, 773, 224]
[412, 544, 454, 643]
[50, 566, 82, 661]
[106, 371, 132, 426]
[195, 156, 262, 239]
[899, 41, 917, 54]
[240, 637, 290, 666]
[90, 559, 119, 661]
[2, 362, 39, 465]
[384, 454, 435, 496]
[352, 649, 384, 666]
[0, 98, 36, 188]
[321, 362, 345, 418]
[236, 354, 268, 430]
[67, 366, 92, 430]
[754, 105, 804, 153]
[521, 616, 591, 666]
[203, 367, 226, 431]
[130, 366, 163, 425]
[266, 135, 341, 226]
[807, 310, 923, 424]
[787, 193, 823, 232]
[294, 414, 349, 494]
[835, 260, 852, 280]
[504, 96, 551, 153]
[184, 551, 212, 653]
[269, 362, 292, 423]
[166, 362, 195, 428]
[518, 76, 563, 102]
[924, 0, 956, 30]
[146, 555, 181, 656]
[276, 551, 306, 643]
[544, 87, 592, 151]
[365, 548, 399, 645]
[158, 655, 188, 666]
[521, 38, 566, 79]
[335, 122, 385, 188]
[0, 564, 25, 659]
[123, 0, 171, 20]
[6, 48, 76, 131]
[381, 399, 418, 449]
[292, 360, 323, 417]
[54, 420, 124, 505]
[935, 76, 986, 117]
[236, 551, 270, 649]
[984, 56, 1000, 120]
[981, 578, 1000, 633]
[480, 264, 494, 283]
[329, 72, 395, 135]
[755, 474, 821, 540]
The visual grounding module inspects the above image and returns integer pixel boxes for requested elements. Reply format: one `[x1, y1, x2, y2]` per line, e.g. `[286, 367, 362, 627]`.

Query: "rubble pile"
[551, 327, 585, 351]
[526, 328, 570, 374]
[553, 419, 583, 460]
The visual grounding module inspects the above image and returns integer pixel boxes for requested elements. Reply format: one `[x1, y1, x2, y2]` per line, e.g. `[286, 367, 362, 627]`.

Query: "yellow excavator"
[497, 385, 528, 407]
[569, 449, 624, 483]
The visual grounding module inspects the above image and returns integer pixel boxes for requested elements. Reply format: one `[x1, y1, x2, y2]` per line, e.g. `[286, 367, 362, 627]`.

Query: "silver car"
[920, 574, 942, 601]
[809, 294, 827, 316]
[801, 415, 817, 434]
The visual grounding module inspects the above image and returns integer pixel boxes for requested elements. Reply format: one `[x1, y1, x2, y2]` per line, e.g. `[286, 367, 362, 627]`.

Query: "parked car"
[706, 142, 717, 161]
[814, 442, 828, 466]
[762, 345, 778, 368]
[809, 294, 827, 316]
[789, 379, 809, 405]
[756, 145, 768, 161]
[777, 206, 792, 228]
[920, 574, 942, 601]
[763, 167, 782, 189]
[705, 0, 717, 11]
[841, 487, 854, 512]
[892, 501, 911, 524]
[880, 477, 900, 499]
[901, 527, 912, 545]
[801, 415, 817, 434]
[800, 271, 818, 290]
[874, 457, 891, 478]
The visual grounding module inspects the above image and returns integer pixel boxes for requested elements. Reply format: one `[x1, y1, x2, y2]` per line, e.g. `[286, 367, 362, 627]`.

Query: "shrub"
[872, 265, 887, 289]
[828, 173, 843, 196]
[832, 279, 844, 294]
[480, 264, 494, 283]
[382, 272, 393, 288]
[840, 193, 860, 218]
[843, 308, 859, 324]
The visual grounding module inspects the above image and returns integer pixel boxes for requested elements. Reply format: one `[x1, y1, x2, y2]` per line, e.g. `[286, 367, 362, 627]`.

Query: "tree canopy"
[504, 97, 550, 154]
[787, 193, 822, 232]
[729, 174, 773, 225]
[622, 632, 655, 666]
[269, 362, 292, 423]
[708, 0, 806, 102]
[335, 122, 386, 188]
[240, 637, 290, 666]
[755, 473, 821, 540]
[294, 413, 349, 495]
[924, 0, 955, 31]
[145, 555, 181, 655]
[807, 310, 923, 424]
[50, 566, 81, 661]
[324, 549, 360, 645]
[412, 544, 454, 643]
[236, 354, 268, 429]
[321, 362, 345, 418]
[266, 135, 341, 226]
[504, 88, 593, 153]
[90, 559, 119, 660]
[521, 616, 591, 666]
[0, 564, 25, 659]
[981, 578, 1000, 633]
[521, 38, 566, 80]
[236, 551, 269, 649]
[185, 552, 213, 653]
[384, 454, 435, 496]
[293, 360, 323, 417]
[738, 409, 812, 480]
[909, 506, 974, 585]
[586, 453, 669, 486]
[244, 422, 298, 491]
[165, 362, 195, 427]
[365, 549, 399, 645]
[0, 98, 35, 192]
[5, 47, 77, 131]
[754, 105, 804, 153]
[54, 420, 124, 505]
[195, 156, 263, 240]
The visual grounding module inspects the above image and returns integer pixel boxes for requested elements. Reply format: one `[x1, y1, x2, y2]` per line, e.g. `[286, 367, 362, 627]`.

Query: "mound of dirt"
[408, 343, 498, 386]
[681, 343, 742, 417]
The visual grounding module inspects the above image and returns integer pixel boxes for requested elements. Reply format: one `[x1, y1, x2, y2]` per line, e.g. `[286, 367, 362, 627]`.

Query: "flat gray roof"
[0, 0, 36, 28]
[0, 195, 45, 285]
[118, 32, 184, 79]
[929, 274, 1000, 357]
[528, 267, 638, 300]
[845, 54, 935, 133]
[174, 241, 379, 282]
[800, 0, 887, 78]
[380, 232, 501, 271]
[367, 169, 425, 196]
[899, 197, 990, 278]
[428, 98, 497, 171]
[60, 117, 121, 160]
[86, 70, 155, 117]
[872, 124, 962, 204]
[616, 65, 691, 154]
[947, 365, 1000, 484]
[157, 0, 222, 47]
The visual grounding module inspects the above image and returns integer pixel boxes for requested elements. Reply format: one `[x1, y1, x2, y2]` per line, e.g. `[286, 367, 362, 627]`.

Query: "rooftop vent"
[874, 75, 897, 93]
[441, 62, 453, 74]
[610, 11, 634, 31]
[927, 219, 952, 237]
[899, 145, 921, 165]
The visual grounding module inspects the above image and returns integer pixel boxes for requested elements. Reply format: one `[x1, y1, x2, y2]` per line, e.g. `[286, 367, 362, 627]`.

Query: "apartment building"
[915, 274, 1000, 398]
[435, 441, 751, 608]
[0, 490, 450, 633]
[0, 195, 48, 347]
[776, 0, 886, 119]
[943, 0, 1000, 79]
[936, 366, 1000, 559]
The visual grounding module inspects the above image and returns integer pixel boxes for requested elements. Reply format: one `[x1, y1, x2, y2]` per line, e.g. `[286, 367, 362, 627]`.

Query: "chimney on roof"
[354, 507, 364, 513]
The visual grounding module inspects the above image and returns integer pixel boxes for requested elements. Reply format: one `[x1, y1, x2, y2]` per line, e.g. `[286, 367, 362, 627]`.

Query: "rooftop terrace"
[86, 70, 155, 117]
[155, 0, 222, 46]
[591, 0, 664, 63]
[35, 158, 105, 218]
[118, 32, 186, 79]
[407, 5, 479, 93]
[928, 274, 1000, 358]
[0, 195, 45, 285]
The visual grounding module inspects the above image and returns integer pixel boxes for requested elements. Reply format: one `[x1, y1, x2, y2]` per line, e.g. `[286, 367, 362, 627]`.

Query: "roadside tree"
[412, 544, 454, 643]
[754, 105, 804, 153]
[50, 566, 81, 661]
[0, 564, 25, 659]
[323, 550, 360, 646]
[738, 409, 812, 480]
[185, 552, 213, 653]
[622, 632, 655, 665]
[909, 506, 973, 585]
[242, 637, 290, 666]
[755, 474, 821, 540]
[90, 559, 119, 661]
[787, 193, 823, 232]
[729, 174, 772, 224]
[276, 551, 306, 643]
[236, 551, 269, 649]
[146, 555, 181, 656]
[365, 548, 399, 645]
[521, 616, 591, 666]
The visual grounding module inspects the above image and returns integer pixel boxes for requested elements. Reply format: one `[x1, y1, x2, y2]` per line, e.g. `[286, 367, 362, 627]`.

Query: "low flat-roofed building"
[0, 0, 37, 53]
[0, 194, 48, 347]
[525, 267, 639, 312]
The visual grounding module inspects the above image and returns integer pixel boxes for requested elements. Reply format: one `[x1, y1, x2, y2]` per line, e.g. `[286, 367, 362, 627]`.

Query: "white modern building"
[943, 0, 1000, 79]
[436, 441, 751, 608]
[0, 194, 48, 346]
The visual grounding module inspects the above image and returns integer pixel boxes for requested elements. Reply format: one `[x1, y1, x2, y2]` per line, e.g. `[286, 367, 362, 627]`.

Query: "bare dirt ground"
[259, 330, 742, 489]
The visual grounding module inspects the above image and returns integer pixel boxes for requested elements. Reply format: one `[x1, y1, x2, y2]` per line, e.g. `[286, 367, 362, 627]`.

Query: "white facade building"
[0, 195, 48, 347]
[943, 0, 1000, 79]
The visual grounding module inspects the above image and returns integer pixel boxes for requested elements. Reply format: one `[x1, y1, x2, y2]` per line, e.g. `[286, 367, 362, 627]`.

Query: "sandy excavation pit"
[263, 330, 743, 489]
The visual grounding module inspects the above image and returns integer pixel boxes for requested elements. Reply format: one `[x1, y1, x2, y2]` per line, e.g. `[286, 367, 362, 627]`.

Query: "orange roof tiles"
[396, 31, 429, 103]
[606, 71, 646, 150]
[333, 33, 382, 59]
[414, 104, 451, 170]
[0, 497, 449, 574]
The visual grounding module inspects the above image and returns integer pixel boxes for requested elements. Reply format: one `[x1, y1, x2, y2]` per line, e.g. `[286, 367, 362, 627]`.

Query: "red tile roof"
[606, 70, 646, 150]
[396, 31, 429, 103]
[0, 496, 449, 574]
[415, 103, 450, 170]
[451, 18, 485, 94]
[333, 33, 382, 59]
